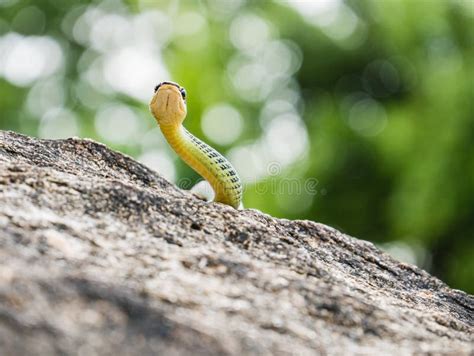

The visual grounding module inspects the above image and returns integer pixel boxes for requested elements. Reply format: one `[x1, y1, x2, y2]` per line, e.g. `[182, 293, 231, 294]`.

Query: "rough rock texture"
[0, 130, 472, 355]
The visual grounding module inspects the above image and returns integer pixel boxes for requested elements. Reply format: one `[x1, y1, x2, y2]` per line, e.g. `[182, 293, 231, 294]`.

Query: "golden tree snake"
[149, 81, 242, 209]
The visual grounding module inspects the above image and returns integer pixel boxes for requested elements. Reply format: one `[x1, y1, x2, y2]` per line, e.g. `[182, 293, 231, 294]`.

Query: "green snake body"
[160, 124, 242, 208]
[150, 82, 242, 209]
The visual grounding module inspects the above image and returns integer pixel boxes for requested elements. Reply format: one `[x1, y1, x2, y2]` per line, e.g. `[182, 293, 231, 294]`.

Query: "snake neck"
[159, 123, 242, 209]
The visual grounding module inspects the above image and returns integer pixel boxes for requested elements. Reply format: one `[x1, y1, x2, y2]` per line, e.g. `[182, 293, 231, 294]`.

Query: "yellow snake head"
[149, 81, 187, 126]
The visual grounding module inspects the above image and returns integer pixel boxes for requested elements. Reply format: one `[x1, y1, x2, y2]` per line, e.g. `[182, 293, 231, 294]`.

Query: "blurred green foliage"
[0, 0, 472, 293]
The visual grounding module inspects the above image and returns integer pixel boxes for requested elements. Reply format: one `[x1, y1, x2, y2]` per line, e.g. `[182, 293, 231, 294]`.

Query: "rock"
[0, 130, 472, 355]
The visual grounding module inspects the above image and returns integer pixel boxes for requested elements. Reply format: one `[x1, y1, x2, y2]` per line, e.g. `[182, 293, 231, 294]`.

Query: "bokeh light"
[39, 108, 79, 139]
[0, 33, 63, 86]
[201, 104, 243, 145]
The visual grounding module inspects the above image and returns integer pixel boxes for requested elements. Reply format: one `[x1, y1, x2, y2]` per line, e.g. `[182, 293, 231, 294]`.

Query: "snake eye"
[180, 88, 186, 100]
[154, 83, 162, 92]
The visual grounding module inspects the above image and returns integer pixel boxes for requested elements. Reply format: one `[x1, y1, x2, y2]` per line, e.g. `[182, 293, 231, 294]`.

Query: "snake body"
[149, 81, 242, 209]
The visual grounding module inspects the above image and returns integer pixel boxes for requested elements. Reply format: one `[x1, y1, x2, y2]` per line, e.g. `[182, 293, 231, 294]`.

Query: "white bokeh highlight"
[0, 33, 63, 87]
[39, 108, 79, 139]
[138, 149, 176, 183]
[201, 104, 243, 145]
[95, 103, 144, 144]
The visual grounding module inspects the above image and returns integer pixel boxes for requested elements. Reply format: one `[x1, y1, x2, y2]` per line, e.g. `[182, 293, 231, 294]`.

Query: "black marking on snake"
[183, 128, 241, 201]
[160, 81, 181, 89]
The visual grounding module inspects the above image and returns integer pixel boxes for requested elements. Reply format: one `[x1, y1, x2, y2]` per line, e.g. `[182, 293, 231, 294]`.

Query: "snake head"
[149, 81, 187, 126]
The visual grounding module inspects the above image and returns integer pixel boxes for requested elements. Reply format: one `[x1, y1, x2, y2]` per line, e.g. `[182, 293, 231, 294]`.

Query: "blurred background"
[0, 0, 472, 293]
